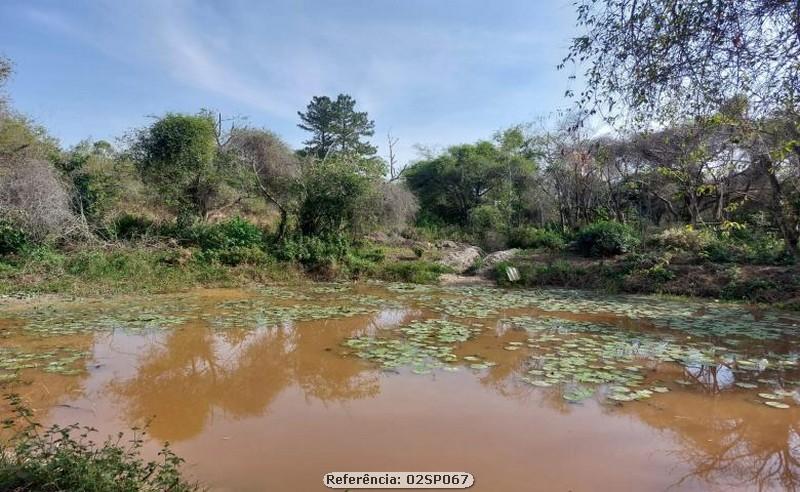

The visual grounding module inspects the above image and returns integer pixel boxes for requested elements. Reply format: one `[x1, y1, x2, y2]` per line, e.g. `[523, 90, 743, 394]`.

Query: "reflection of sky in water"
[685, 364, 735, 390]
[372, 309, 418, 329]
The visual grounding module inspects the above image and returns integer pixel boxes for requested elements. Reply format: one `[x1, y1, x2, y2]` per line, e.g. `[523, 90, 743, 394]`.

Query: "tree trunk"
[756, 153, 799, 256]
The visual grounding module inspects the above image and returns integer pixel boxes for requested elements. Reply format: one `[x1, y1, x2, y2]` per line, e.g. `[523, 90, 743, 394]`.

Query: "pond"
[2, 282, 800, 491]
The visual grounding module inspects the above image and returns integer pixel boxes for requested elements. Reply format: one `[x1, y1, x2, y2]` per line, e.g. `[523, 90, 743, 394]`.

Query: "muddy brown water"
[2, 284, 800, 491]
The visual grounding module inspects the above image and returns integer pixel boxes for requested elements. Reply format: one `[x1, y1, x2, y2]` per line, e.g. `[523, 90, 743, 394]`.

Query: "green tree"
[59, 140, 137, 226]
[132, 113, 223, 221]
[405, 139, 534, 226]
[298, 94, 376, 159]
[298, 157, 384, 236]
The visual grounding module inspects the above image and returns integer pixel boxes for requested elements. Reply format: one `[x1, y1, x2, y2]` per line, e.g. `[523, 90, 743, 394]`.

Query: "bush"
[720, 278, 779, 302]
[468, 205, 506, 232]
[701, 229, 792, 265]
[274, 234, 351, 271]
[652, 226, 712, 252]
[507, 226, 565, 250]
[575, 221, 640, 257]
[0, 220, 27, 256]
[0, 158, 81, 242]
[0, 394, 197, 492]
[197, 246, 271, 267]
[344, 251, 380, 278]
[107, 214, 156, 241]
[188, 217, 265, 251]
[498, 260, 588, 287]
[380, 260, 452, 284]
[299, 157, 384, 236]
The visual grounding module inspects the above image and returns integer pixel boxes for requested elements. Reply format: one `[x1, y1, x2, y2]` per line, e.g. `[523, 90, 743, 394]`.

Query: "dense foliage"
[406, 132, 534, 227]
[131, 113, 227, 221]
[0, 10, 798, 304]
[575, 221, 640, 257]
[298, 94, 377, 158]
[0, 395, 197, 492]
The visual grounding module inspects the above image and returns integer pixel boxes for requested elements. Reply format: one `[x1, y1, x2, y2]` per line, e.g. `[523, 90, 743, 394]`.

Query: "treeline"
[404, 108, 799, 264]
[1, 20, 799, 285]
[0, 74, 419, 272]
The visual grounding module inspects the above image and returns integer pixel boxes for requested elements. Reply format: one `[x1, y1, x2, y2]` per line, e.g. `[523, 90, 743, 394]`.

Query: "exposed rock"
[366, 231, 390, 244]
[478, 249, 521, 277]
[439, 274, 494, 286]
[439, 245, 482, 274]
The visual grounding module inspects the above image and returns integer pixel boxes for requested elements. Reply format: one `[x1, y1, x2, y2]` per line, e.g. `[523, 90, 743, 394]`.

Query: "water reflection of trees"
[112, 313, 384, 441]
[624, 392, 800, 491]
[473, 342, 800, 490]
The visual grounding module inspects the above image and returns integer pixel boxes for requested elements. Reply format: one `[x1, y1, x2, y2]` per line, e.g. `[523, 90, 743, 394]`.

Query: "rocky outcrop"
[438, 245, 483, 274]
[439, 274, 494, 286]
[477, 249, 520, 277]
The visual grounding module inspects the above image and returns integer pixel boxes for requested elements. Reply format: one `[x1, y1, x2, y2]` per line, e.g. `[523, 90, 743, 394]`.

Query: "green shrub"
[507, 226, 565, 250]
[274, 234, 351, 270]
[720, 278, 779, 302]
[344, 253, 379, 277]
[701, 229, 792, 265]
[380, 260, 452, 284]
[107, 214, 156, 241]
[356, 246, 386, 263]
[575, 221, 640, 257]
[652, 226, 712, 252]
[468, 205, 506, 232]
[20, 246, 66, 269]
[0, 394, 197, 492]
[188, 217, 265, 251]
[505, 260, 588, 286]
[0, 221, 28, 256]
[197, 246, 271, 267]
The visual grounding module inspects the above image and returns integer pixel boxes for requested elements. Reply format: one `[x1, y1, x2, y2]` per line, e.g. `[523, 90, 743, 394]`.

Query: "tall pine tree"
[298, 94, 376, 159]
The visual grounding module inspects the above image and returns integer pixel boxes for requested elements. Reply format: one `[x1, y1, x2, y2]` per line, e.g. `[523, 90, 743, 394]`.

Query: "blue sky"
[0, 0, 580, 164]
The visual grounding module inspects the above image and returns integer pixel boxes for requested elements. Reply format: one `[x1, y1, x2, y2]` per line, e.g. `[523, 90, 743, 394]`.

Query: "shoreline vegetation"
[1, 225, 798, 310]
[2, 0, 800, 488]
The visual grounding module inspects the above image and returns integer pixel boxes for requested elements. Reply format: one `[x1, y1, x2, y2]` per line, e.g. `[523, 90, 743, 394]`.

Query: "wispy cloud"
[153, 11, 298, 117]
[7, 0, 579, 162]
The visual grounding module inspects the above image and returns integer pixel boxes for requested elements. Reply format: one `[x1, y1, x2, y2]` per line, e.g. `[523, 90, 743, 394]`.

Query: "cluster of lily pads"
[389, 285, 800, 343]
[0, 347, 88, 382]
[343, 319, 488, 374]
[310, 284, 353, 294]
[503, 315, 800, 406]
[206, 300, 376, 329]
[253, 286, 311, 300]
[11, 304, 191, 337]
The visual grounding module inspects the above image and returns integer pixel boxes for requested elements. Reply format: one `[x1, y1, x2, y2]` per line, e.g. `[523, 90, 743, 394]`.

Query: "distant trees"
[294, 94, 417, 237]
[298, 94, 376, 159]
[120, 97, 415, 240]
[405, 133, 535, 226]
